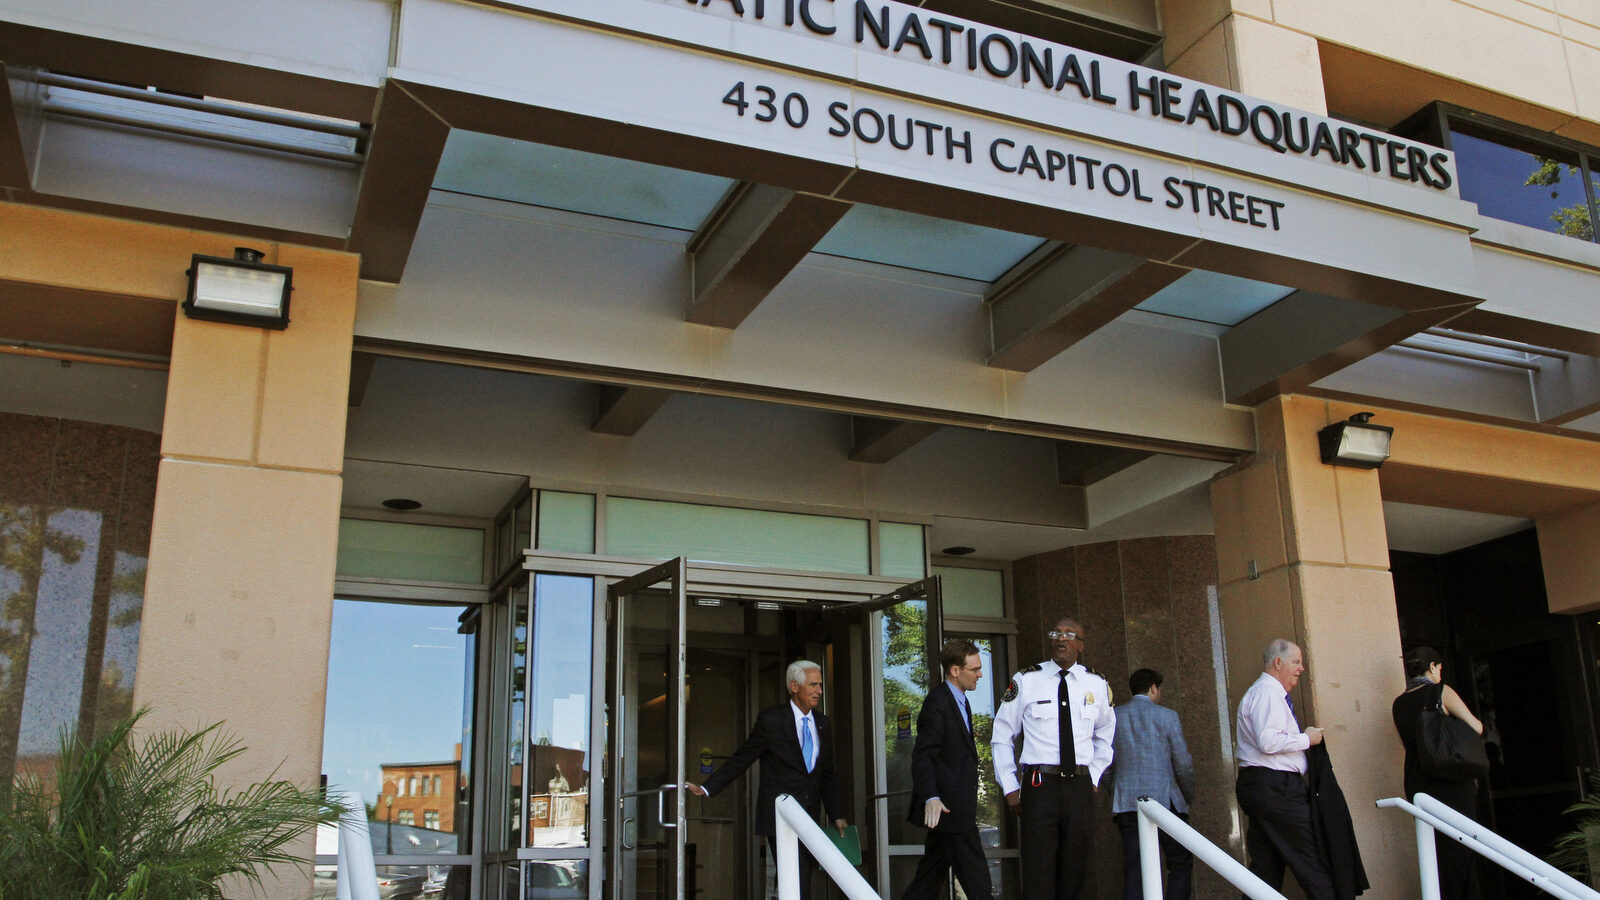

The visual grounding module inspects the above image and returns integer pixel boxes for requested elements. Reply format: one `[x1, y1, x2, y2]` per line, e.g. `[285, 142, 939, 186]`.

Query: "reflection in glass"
[955, 635, 1009, 849]
[502, 858, 588, 899]
[526, 574, 593, 848]
[322, 599, 475, 856]
[1453, 130, 1594, 240]
[508, 584, 527, 848]
[881, 598, 930, 846]
[312, 862, 470, 900]
[0, 415, 156, 787]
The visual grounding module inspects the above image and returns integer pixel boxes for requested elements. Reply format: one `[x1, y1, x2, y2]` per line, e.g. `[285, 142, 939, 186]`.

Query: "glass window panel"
[933, 566, 1006, 618]
[951, 634, 1013, 850]
[606, 497, 870, 573]
[881, 598, 930, 847]
[496, 510, 516, 576]
[536, 491, 596, 554]
[499, 858, 587, 899]
[879, 522, 926, 579]
[336, 519, 485, 584]
[312, 862, 469, 900]
[322, 599, 475, 856]
[526, 574, 594, 848]
[508, 584, 527, 849]
[515, 494, 534, 559]
[1452, 129, 1595, 240]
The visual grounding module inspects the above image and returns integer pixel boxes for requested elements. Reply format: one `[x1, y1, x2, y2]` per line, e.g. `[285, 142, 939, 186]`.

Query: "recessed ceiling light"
[382, 498, 422, 511]
[941, 546, 976, 556]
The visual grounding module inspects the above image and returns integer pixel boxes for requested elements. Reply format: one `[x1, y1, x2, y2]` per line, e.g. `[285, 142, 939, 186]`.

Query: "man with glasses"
[992, 618, 1116, 900]
[903, 639, 992, 900]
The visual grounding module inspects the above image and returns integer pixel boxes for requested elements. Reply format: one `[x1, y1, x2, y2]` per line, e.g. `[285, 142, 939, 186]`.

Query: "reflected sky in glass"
[322, 601, 470, 804]
[1454, 131, 1592, 238]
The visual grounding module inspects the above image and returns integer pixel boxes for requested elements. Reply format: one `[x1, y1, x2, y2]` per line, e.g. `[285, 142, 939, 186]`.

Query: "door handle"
[622, 816, 636, 850]
[658, 783, 679, 829]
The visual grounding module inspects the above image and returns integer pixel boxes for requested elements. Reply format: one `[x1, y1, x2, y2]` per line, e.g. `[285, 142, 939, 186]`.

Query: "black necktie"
[1059, 670, 1078, 766]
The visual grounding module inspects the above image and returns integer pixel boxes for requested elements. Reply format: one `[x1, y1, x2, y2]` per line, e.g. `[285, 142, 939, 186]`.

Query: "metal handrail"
[1134, 797, 1287, 900]
[774, 794, 880, 900]
[333, 791, 380, 900]
[1377, 793, 1600, 900]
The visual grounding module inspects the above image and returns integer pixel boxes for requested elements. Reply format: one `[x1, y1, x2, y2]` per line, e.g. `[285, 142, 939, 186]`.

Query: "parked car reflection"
[502, 859, 586, 899]
[312, 865, 426, 900]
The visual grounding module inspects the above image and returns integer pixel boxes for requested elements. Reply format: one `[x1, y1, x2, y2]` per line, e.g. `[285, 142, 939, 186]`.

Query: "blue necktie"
[1286, 694, 1299, 728]
[802, 717, 815, 772]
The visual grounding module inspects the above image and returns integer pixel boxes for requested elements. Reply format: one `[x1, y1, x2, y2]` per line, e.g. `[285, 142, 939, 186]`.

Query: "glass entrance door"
[604, 558, 688, 900]
[829, 576, 944, 895]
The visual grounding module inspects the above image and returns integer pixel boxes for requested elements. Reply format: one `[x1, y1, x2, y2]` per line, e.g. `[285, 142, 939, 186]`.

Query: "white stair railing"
[1135, 797, 1288, 900]
[333, 791, 380, 900]
[774, 794, 882, 900]
[1377, 793, 1599, 900]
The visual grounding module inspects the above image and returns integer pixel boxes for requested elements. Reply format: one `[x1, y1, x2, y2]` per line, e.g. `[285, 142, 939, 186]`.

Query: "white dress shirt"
[1235, 672, 1309, 773]
[991, 660, 1116, 793]
[791, 701, 817, 771]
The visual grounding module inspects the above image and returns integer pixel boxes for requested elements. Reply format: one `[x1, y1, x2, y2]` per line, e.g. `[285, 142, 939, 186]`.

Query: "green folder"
[826, 824, 863, 866]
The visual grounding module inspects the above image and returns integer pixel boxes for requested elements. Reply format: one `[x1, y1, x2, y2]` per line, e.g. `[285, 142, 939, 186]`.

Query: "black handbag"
[1416, 683, 1490, 780]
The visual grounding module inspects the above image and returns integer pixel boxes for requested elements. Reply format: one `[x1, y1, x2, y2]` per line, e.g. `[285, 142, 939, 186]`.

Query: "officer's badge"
[1001, 679, 1018, 702]
[1084, 691, 1095, 705]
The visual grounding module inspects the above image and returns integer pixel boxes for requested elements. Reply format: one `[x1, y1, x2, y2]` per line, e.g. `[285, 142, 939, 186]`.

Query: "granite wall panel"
[1011, 535, 1234, 900]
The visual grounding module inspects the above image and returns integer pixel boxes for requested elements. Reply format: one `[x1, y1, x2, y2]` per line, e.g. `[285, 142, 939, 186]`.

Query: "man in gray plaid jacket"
[1110, 668, 1195, 900]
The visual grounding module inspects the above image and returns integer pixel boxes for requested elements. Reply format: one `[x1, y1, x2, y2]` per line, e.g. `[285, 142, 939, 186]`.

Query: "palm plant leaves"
[1548, 769, 1600, 888]
[0, 709, 341, 900]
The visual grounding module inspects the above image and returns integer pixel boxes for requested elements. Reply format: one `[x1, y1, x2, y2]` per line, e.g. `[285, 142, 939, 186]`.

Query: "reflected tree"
[0, 501, 86, 784]
[1526, 158, 1597, 241]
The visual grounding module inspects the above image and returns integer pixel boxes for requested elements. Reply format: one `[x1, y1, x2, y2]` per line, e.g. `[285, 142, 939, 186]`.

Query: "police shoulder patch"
[1020, 662, 1043, 673]
[1001, 679, 1020, 703]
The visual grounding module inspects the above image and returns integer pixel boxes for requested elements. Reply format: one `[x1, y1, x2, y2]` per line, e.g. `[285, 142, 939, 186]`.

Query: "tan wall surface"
[1162, 0, 1599, 138]
[1536, 501, 1600, 614]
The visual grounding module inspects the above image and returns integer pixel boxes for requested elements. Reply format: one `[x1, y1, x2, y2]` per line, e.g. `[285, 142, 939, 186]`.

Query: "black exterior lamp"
[1317, 412, 1393, 469]
[182, 247, 292, 329]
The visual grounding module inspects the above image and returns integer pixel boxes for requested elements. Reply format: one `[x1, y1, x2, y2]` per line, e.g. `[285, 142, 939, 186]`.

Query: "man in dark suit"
[689, 659, 847, 900]
[903, 639, 993, 900]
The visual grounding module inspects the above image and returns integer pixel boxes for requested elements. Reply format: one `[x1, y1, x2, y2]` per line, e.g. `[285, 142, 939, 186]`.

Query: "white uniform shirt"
[991, 660, 1116, 793]
[1235, 672, 1309, 773]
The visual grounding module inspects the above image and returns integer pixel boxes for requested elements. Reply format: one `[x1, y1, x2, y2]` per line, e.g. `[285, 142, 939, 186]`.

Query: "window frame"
[1400, 101, 1600, 244]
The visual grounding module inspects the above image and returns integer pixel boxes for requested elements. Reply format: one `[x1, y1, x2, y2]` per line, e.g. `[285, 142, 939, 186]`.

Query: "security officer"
[991, 616, 1116, 900]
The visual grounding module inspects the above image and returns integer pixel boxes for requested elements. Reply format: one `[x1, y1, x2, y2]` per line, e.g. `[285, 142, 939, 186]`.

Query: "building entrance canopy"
[390, 0, 1483, 308]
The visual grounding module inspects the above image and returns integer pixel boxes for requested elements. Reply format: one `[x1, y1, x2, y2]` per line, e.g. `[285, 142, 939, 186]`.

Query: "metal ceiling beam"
[592, 385, 675, 436]
[348, 351, 376, 408]
[687, 181, 852, 329]
[0, 64, 35, 188]
[985, 241, 1187, 372]
[1220, 291, 1478, 406]
[849, 416, 941, 464]
[348, 81, 451, 283]
[1056, 440, 1152, 487]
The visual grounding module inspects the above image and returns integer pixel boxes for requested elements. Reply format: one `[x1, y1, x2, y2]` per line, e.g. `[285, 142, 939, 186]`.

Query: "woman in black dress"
[1392, 646, 1485, 900]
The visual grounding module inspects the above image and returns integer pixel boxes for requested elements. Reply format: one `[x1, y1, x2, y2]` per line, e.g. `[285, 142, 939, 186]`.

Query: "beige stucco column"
[1211, 394, 1412, 897]
[136, 238, 356, 896]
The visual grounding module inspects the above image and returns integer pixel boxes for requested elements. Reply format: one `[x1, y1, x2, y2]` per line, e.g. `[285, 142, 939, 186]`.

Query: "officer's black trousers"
[1020, 772, 1094, 900]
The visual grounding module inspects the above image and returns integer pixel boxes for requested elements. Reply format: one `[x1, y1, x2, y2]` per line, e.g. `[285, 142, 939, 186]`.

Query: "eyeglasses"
[1047, 630, 1083, 642]
[959, 665, 983, 672]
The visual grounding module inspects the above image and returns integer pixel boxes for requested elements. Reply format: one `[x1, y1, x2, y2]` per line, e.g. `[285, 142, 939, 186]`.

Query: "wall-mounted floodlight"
[183, 247, 292, 329]
[1317, 411, 1393, 469]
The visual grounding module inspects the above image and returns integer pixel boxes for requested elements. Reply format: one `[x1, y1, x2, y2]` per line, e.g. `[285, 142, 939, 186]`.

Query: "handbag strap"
[1428, 680, 1446, 711]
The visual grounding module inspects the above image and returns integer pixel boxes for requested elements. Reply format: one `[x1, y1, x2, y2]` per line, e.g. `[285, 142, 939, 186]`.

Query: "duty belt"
[1023, 763, 1088, 781]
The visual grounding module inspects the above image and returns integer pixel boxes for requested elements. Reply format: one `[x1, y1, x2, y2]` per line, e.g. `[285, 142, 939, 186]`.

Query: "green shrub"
[0, 709, 341, 900]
